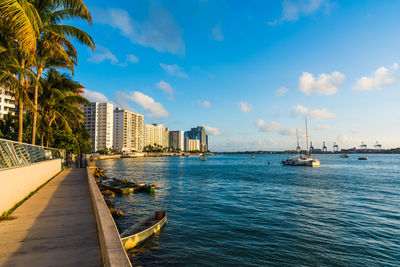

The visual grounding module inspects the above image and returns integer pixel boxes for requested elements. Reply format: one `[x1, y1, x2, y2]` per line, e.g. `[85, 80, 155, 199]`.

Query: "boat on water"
[249, 155, 255, 158]
[282, 119, 320, 167]
[100, 180, 156, 194]
[200, 155, 207, 161]
[120, 211, 167, 250]
[358, 157, 368, 160]
[340, 154, 350, 158]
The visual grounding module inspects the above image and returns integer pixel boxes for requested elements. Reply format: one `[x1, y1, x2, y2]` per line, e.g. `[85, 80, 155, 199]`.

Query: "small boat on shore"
[121, 211, 167, 250]
[340, 154, 350, 158]
[100, 180, 156, 194]
[358, 157, 368, 160]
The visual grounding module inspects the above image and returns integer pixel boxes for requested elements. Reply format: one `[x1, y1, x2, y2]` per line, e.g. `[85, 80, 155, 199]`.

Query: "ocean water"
[98, 154, 400, 266]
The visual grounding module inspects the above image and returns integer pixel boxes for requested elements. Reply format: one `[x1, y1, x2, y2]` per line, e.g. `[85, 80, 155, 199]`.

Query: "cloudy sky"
[74, 0, 400, 151]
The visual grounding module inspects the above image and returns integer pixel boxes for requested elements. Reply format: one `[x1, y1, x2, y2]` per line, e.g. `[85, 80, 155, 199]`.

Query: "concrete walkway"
[0, 168, 102, 267]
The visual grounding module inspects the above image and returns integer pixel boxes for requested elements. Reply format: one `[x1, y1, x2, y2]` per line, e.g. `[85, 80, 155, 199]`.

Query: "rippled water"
[98, 154, 400, 266]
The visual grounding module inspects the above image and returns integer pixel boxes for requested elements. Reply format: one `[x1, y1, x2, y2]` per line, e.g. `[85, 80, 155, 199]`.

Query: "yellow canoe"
[120, 211, 167, 250]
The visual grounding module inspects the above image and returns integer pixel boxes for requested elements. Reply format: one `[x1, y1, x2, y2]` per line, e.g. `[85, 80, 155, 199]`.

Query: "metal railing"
[0, 138, 62, 169]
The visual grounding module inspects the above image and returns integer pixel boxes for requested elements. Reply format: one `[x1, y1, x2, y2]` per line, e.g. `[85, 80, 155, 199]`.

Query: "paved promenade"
[0, 168, 102, 267]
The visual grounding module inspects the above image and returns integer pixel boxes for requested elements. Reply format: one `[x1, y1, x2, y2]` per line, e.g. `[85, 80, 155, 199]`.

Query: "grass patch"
[0, 169, 64, 221]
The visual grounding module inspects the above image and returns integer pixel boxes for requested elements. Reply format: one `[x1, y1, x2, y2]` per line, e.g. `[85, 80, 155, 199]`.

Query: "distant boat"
[358, 157, 368, 160]
[249, 155, 255, 158]
[200, 155, 207, 161]
[282, 118, 320, 167]
[340, 154, 350, 158]
[121, 211, 167, 250]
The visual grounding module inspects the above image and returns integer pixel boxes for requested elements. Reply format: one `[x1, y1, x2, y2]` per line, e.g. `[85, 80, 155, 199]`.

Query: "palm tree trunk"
[41, 133, 45, 146]
[31, 67, 44, 145]
[17, 58, 25, 142]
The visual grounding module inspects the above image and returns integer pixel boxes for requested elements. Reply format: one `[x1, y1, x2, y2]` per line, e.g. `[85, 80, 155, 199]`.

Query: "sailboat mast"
[296, 128, 300, 157]
[305, 117, 309, 157]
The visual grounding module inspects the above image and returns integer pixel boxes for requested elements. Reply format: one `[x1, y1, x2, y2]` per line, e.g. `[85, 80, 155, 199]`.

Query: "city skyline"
[68, 0, 400, 151]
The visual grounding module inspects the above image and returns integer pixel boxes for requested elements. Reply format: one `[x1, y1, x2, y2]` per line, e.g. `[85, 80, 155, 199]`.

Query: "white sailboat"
[281, 118, 320, 167]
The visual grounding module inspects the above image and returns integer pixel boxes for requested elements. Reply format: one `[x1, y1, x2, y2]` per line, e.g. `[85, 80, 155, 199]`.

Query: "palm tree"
[38, 68, 88, 146]
[30, 0, 94, 144]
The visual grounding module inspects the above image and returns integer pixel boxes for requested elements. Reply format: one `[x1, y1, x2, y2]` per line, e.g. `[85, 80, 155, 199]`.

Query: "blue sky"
[74, 0, 400, 151]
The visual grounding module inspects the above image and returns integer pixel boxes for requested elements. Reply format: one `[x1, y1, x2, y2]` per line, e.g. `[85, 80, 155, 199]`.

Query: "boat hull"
[121, 211, 167, 250]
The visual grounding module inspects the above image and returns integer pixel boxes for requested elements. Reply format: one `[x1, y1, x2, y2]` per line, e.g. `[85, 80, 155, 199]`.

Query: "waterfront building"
[0, 87, 15, 118]
[169, 131, 184, 151]
[145, 123, 167, 148]
[186, 126, 208, 151]
[83, 102, 114, 152]
[113, 108, 144, 152]
[163, 128, 170, 148]
[184, 137, 200, 151]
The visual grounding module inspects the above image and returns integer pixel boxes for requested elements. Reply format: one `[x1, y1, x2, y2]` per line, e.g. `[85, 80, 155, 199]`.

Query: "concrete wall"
[0, 159, 62, 214]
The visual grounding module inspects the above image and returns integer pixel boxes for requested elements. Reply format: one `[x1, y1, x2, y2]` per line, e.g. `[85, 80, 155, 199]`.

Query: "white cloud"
[83, 89, 110, 103]
[238, 101, 253, 112]
[315, 124, 331, 131]
[87, 45, 118, 64]
[275, 87, 288, 96]
[156, 81, 173, 94]
[160, 63, 188, 78]
[351, 128, 358, 133]
[209, 24, 224, 42]
[268, 0, 331, 25]
[354, 63, 398, 91]
[127, 91, 169, 117]
[255, 120, 296, 136]
[202, 100, 211, 108]
[94, 6, 185, 55]
[127, 54, 139, 63]
[292, 104, 336, 119]
[299, 71, 345, 95]
[204, 125, 220, 136]
[336, 134, 361, 147]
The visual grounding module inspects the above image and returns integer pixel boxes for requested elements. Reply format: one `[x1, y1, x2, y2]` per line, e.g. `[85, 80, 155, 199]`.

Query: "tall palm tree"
[30, 0, 94, 144]
[38, 68, 88, 146]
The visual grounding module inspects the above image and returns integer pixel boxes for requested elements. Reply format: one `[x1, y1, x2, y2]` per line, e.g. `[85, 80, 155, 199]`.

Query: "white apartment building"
[113, 108, 144, 152]
[145, 123, 168, 148]
[169, 131, 184, 151]
[0, 87, 15, 118]
[83, 102, 114, 152]
[185, 138, 200, 151]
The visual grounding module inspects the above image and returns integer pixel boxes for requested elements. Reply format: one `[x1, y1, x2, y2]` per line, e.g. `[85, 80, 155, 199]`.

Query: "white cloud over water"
[93, 5, 185, 55]
[255, 120, 296, 136]
[87, 45, 118, 65]
[268, 0, 332, 25]
[127, 91, 169, 118]
[315, 124, 331, 131]
[83, 89, 110, 103]
[160, 63, 188, 78]
[238, 101, 253, 112]
[209, 24, 224, 42]
[292, 104, 336, 119]
[156, 81, 173, 94]
[354, 63, 398, 91]
[275, 87, 288, 96]
[299, 71, 345, 95]
[204, 125, 220, 136]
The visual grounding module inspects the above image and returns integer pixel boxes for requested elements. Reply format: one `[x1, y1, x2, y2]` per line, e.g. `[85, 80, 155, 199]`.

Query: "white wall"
[0, 159, 62, 214]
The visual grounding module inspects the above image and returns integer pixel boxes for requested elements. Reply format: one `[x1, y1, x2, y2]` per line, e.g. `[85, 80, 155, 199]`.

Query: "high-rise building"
[184, 137, 200, 151]
[145, 123, 167, 148]
[163, 128, 170, 148]
[83, 102, 114, 152]
[186, 126, 208, 151]
[169, 131, 184, 151]
[113, 108, 144, 152]
[0, 87, 15, 118]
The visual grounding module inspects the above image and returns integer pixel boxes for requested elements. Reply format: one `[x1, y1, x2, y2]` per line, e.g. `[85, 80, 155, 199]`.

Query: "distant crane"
[333, 142, 339, 153]
[322, 141, 327, 152]
[360, 142, 367, 151]
[374, 141, 382, 150]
